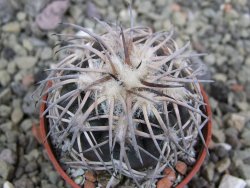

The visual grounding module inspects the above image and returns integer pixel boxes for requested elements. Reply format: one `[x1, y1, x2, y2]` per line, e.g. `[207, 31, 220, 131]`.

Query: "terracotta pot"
[33, 83, 212, 188]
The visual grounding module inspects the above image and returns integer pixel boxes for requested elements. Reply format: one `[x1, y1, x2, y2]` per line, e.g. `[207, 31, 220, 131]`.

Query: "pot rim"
[38, 82, 212, 188]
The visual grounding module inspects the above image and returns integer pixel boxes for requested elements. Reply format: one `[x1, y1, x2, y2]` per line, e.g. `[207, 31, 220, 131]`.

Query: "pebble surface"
[0, 0, 250, 187]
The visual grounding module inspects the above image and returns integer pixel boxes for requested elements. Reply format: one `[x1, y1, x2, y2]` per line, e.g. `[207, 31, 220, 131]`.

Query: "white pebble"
[219, 174, 246, 188]
[3, 181, 15, 188]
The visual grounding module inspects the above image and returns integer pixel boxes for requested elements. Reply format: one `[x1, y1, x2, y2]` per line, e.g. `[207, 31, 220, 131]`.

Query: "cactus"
[37, 20, 210, 187]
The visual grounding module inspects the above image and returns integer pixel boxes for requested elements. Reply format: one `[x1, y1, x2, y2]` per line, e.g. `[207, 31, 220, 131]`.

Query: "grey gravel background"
[0, 0, 250, 188]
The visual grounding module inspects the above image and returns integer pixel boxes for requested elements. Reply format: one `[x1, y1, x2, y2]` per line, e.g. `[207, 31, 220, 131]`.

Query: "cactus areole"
[37, 21, 212, 188]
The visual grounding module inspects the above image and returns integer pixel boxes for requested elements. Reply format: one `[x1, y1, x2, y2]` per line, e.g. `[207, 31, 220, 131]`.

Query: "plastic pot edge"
[36, 83, 212, 188]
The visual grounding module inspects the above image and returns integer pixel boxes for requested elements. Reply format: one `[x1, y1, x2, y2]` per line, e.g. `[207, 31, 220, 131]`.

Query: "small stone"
[2, 47, 16, 61]
[213, 73, 227, 82]
[15, 56, 37, 70]
[0, 59, 7, 69]
[72, 168, 85, 177]
[36, 0, 69, 30]
[225, 127, 240, 149]
[157, 177, 173, 188]
[17, 12, 26, 21]
[245, 56, 250, 66]
[40, 47, 53, 60]
[24, 149, 39, 161]
[25, 0, 50, 17]
[7, 62, 17, 75]
[246, 179, 250, 187]
[12, 98, 21, 109]
[241, 30, 249, 38]
[25, 161, 38, 173]
[14, 177, 34, 188]
[84, 18, 95, 29]
[22, 74, 34, 88]
[11, 107, 24, 124]
[14, 70, 27, 82]
[236, 0, 247, 6]
[163, 168, 176, 182]
[86, 1, 101, 19]
[222, 33, 231, 44]
[226, 113, 246, 132]
[204, 54, 215, 65]
[0, 70, 11, 87]
[48, 171, 59, 184]
[20, 119, 33, 132]
[137, 1, 154, 13]
[233, 148, 250, 161]
[203, 8, 216, 18]
[119, 9, 130, 22]
[69, 6, 83, 24]
[230, 84, 244, 92]
[0, 0, 14, 23]
[210, 82, 229, 103]
[175, 161, 187, 175]
[93, 0, 108, 7]
[85, 171, 97, 182]
[0, 105, 11, 117]
[170, 3, 181, 12]
[189, 177, 208, 188]
[216, 55, 227, 66]
[0, 122, 13, 132]
[22, 39, 33, 52]
[0, 160, 14, 179]
[239, 14, 250, 28]
[3, 181, 14, 188]
[22, 92, 37, 116]
[11, 82, 26, 97]
[237, 163, 250, 179]
[204, 162, 214, 181]
[5, 130, 18, 143]
[236, 102, 249, 111]
[214, 145, 228, 158]
[212, 129, 226, 143]
[74, 176, 84, 184]
[219, 174, 246, 188]
[0, 88, 11, 103]
[119, 9, 137, 23]
[2, 22, 20, 33]
[172, 12, 187, 26]
[241, 130, 250, 147]
[15, 167, 23, 179]
[216, 158, 231, 173]
[41, 184, 55, 188]
[156, 0, 166, 6]
[0, 149, 17, 165]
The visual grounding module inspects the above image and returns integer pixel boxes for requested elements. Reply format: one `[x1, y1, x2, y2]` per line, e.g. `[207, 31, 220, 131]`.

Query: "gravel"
[20, 118, 33, 132]
[3, 181, 15, 188]
[40, 47, 53, 60]
[14, 177, 34, 188]
[219, 174, 246, 188]
[0, 70, 11, 87]
[0, 0, 249, 187]
[0, 149, 17, 165]
[11, 107, 24, 124]
[216, 158, 231, 173]
[203, 162, 215, 181]
[2, 22, 21, 33]
[0, 105, 11, 118]
[15, 56, 37, 70]
[0, 160, 14, 180]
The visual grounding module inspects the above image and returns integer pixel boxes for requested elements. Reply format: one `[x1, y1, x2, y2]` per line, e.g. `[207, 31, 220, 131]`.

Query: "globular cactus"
[38, 20, 210, 187]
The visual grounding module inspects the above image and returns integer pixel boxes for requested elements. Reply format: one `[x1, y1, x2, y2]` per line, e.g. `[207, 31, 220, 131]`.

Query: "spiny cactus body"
[38, 20, 209, 187]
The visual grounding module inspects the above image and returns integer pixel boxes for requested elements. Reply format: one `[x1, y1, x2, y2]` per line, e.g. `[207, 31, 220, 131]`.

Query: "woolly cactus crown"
[38, 18, 210, 186]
